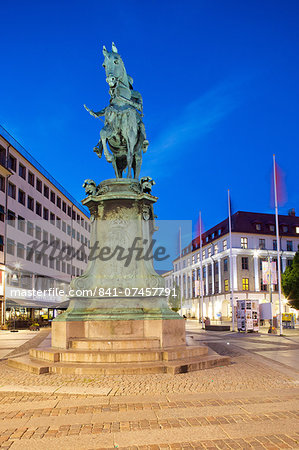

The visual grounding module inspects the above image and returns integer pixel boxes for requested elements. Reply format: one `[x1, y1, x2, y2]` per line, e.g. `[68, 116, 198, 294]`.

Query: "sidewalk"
[0, 328, 298, 448]
[188, 318, 299, 336]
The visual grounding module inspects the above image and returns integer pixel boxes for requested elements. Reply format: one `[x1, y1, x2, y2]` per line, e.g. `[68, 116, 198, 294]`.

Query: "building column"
[254, 255, 260, 291]
[282, 256, 287, 273]
[218, 259, 222, 293]
[233, 254, 238, 290]
[211, 262, 215, 295]
[205, 264, 208, 296]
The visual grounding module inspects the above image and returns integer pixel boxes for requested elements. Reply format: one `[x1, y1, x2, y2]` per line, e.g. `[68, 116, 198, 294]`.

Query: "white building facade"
[0, 125, 90, 325]
[164, 211, 299, 320]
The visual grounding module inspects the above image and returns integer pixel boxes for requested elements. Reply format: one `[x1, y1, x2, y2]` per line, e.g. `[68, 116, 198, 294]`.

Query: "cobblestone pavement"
[0, 330, 299, 448]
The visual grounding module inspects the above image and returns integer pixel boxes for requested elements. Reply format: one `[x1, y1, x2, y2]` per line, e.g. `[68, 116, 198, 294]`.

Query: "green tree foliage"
[168, 283, 181, 312]
[281, 250, 299, 310]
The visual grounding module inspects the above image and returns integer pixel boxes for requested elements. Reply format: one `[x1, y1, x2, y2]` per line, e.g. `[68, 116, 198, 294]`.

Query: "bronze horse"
[84, 43, 148, 179]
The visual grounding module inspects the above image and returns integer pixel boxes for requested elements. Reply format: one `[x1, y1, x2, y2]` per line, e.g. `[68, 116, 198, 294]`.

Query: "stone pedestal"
[53, 178, 185, 349]
[12, 179, 230, 374]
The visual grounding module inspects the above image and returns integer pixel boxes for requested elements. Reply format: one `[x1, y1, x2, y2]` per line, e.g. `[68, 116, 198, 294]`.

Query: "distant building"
[0, 125, 90, 325]
[163, 211, 299, 320]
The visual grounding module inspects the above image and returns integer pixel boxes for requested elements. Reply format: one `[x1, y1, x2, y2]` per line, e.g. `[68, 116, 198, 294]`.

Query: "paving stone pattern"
[0, 331, 299, 448]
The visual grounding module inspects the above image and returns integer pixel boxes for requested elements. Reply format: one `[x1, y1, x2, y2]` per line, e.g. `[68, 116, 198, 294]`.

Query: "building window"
[43, 254, 48, 267]
[0, 146, 6, 165]
[296, 227, 299, 234]
[208, 264, 212, 276]
[282, 226, 288, 233]
[242, 278, 249, 291]
[50, 191, 55, 203]
[0, 175, 5, 192]
[27, 196, 34, 211]
[7, 238, 15, 255]
[44, 185, 49, 198]
[208, 247, 212, 257]
[17, 243, 25, 259]
[36, 202, 42, 216]
[7, 210, 16, 226]
[203, 267, 206, 279]
[35, 226, 42, 240]
[259, 239, 266, 250]
[287, 241, 293, 251]
[0, 206, 4, 222]
[28, 171, 35, 186]
[215, 261, 219, 275]
[62, 201, 67, 213]
[43, 230, 48, 243]
[261, 279, 267, 291]
[68, 206, 72, 217]
[43, 208, 49, 220]
[224, 279, 229, 292]
[35, 251, 42, 264]
[56, 217, 61, 229]
[224, 258, 228, 272]
[206, 236, 209, 243]
[8, 155, 16, 172]
[211, 232, 215, 239]
[56, 196, 61, 208]
[19, 163, 26, 179]
[62, 221, 66, 232]
[27, 221, 34, 236]
[223, 239, 227, 251]
[0, 235, 4, 252]
[214, 243, 218, 254]
[36, 178, 42, 193]
[269, 225, 275, 232]
[241, 237, 248, 249]
[286, 259, 292, 267]
[18, 189, 26, 206]
[17, 216, 25, 232]
[8, 182, 16, 199]
[62, 261, 66, 273]
[273, 240, 277, 251]
[242, 257, 248, 270]
[50, 212, 55, 225]
[256, 224, 261, 231]
[26, 246, 33, 262]
[218, 229, 221, 236]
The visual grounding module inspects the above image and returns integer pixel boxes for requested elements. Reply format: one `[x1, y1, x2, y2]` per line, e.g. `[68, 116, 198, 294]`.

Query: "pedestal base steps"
[7, 334, 230, 375]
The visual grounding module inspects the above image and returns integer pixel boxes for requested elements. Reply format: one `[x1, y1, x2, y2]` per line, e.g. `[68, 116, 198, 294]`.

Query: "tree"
[168, 283, 181, 312]
[281, 250, 299, 310]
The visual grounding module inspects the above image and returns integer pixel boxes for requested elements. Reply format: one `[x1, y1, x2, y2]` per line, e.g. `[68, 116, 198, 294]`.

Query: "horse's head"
[102, 43, 127, 89]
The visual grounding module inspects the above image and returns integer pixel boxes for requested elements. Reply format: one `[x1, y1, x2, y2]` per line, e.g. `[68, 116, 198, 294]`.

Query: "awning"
[5, 298, 70, 309]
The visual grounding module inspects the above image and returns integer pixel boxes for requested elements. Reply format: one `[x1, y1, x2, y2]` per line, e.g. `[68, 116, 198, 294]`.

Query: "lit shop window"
[242, 278, 249, 291]
[224, 279, 229, 292]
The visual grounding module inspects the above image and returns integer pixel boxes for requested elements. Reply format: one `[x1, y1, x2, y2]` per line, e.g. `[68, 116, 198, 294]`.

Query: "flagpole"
[273, 154, 283, 335]
[228, 189, 235, 332]
[199, 211, 204, 329]
[179, 226, 183, 316]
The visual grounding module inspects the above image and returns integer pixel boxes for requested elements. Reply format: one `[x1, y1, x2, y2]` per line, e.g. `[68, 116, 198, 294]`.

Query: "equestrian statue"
[84, 42, 149, 179]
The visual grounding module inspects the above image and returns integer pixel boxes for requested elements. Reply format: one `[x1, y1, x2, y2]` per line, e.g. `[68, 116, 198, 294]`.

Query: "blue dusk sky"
[1, 0, 299, 241]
